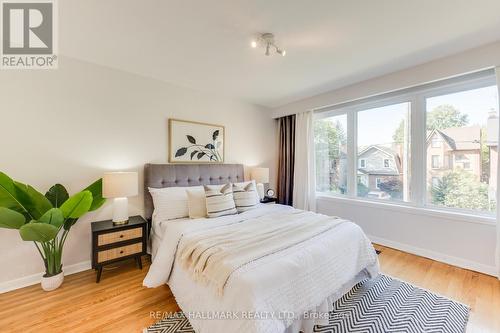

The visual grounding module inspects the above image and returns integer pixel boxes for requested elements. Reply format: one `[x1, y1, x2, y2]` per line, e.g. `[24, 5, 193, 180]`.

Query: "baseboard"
[0, 260, 91, 294]
[369, 234, 497, 277]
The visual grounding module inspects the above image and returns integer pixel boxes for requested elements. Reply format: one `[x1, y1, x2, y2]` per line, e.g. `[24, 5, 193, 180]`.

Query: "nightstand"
[91, 215, 148, 283]
[260, 197, 278, 204]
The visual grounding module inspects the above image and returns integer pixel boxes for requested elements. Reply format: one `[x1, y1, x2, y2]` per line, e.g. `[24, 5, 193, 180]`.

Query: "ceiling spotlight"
[251, 33, 286, 57]
[277, 48, 286, 57]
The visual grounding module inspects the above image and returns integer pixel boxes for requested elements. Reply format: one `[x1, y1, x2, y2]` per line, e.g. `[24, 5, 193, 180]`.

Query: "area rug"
[145, 274, 469, 333]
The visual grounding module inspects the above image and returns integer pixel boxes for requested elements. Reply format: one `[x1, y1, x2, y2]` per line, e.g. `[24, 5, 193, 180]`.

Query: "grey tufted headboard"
[143, 163, 245, 221]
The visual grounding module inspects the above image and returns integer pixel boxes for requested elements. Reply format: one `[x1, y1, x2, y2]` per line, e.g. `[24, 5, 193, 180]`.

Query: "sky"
[323, 85, 499, 147]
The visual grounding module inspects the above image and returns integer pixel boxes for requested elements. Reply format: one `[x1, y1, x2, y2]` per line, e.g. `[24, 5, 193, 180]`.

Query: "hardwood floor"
[1, 246, 499, 333]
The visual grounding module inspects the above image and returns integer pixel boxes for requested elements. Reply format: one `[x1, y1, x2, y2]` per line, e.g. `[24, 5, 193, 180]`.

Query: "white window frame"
[376, 177, 382, 189]
[313, 69, 498, 220]
[359, 159, 366, 168]
[383, 159, 390, 168]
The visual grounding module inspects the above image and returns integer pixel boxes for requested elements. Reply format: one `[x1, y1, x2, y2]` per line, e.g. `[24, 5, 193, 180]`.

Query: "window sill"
[316, 193, 496, 226]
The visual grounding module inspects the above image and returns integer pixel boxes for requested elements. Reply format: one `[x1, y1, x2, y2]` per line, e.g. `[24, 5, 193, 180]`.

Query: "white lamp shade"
[251, 167, 269, 184]
[103, 172, 138, 198]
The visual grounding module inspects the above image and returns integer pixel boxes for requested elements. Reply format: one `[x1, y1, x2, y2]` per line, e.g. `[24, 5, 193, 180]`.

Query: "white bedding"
[144, 204, 379, 333]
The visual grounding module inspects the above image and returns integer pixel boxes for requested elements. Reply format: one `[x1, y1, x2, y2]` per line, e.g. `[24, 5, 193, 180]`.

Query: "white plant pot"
[41, 271, 64, 291]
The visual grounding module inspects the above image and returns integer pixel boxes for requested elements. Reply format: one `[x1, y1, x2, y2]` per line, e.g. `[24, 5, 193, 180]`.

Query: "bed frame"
[143, 163, 245, 221]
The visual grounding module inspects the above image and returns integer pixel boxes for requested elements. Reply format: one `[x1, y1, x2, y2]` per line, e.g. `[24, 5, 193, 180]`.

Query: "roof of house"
[427, 126, 481, 150]
[358, 145, 402, 176]
[358, 145, 397, 158]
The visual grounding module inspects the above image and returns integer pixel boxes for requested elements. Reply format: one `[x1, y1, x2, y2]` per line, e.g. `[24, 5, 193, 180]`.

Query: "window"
[432, 177, 440, 188]
[314, 114, 347, 195]
[313, 70, 498, 216]
[431, 136, 441, 148]
[426, 85, 498, 213]
[358, 175, 368, 186]
[431, 155, 440, 169]
[357, 102, 410, 201]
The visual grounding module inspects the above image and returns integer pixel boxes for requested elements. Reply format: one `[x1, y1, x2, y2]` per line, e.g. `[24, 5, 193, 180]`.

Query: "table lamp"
[251, 167, 269, 200]
[103, 172, 138, 225]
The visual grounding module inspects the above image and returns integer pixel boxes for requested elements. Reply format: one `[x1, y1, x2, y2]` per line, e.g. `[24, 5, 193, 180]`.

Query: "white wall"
[0, 56, 277, 291]
[273, 41, 500, 118]
[274, 41, 500, 276]
[317, 197, 496, 275]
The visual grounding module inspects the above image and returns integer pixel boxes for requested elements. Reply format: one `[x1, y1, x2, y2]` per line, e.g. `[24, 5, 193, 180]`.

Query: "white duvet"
[144, 204, 379, 333]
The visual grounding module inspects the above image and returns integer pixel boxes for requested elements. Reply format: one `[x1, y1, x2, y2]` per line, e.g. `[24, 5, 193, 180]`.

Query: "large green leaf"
[19, 221, 59, 242]
[60, 191, 92, 219]
[38, 208, 64, 228]
[0, 172, 32, 219]
[63, 217, 77, 231]
[83, 179, 105, 212]
[0, 207, 26, 229]
[14, 182, 53, 220]
[45, 184, 69, 208]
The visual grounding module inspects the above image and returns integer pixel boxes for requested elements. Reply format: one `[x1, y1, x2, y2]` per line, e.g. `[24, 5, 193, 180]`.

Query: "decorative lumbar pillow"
[149, 186, 202, 221]
[232, 180, 260, 202]
[186, 187, 207, 219]
[233, 181, 259, 213]
[204, 183, 238, 218]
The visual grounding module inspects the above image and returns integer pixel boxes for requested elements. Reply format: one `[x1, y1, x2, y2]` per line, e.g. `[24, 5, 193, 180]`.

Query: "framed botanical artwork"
[168, 119, 225, 163]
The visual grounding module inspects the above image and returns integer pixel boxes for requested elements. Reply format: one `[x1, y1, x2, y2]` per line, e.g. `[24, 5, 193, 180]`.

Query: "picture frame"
[168, 118, 225, 163]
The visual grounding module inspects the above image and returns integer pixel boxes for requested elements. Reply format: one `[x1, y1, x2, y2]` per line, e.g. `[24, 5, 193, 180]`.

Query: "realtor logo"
[1, 0, 58, 69]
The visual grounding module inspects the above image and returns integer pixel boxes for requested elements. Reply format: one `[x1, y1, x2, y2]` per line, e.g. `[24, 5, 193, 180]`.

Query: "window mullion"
[410, 95, 426, 206]
[347, 111, 357, 197]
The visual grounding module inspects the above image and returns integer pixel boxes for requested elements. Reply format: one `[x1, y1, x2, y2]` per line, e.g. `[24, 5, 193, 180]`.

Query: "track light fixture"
[250, 33, 286, 57]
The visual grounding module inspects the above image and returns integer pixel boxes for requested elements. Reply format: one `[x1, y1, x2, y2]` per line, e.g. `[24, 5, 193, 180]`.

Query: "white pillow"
[186, 187, 207, 219]
[232, 180, 260, 202]
[204, 184, 237, 218]
[149, 186, 203, 221]
[233, 182, 259, 213]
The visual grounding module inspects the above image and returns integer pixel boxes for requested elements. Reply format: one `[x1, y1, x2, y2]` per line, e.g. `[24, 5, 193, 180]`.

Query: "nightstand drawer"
[98, 227, 142, 246]
[97, 243, 142, 263]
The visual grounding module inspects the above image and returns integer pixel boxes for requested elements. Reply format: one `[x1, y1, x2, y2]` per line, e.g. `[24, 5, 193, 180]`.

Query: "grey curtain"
[277, 114, 296, 205]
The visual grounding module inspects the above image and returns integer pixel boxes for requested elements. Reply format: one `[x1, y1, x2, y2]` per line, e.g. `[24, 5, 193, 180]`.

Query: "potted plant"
[0, 172, 105, 291]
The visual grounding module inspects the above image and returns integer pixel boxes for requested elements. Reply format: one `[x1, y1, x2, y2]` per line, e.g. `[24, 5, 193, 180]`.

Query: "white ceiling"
[60, 0, 500, 108]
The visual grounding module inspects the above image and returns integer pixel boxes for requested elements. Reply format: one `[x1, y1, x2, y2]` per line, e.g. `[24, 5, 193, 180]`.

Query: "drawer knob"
[120, 250, 124, 254]
[119, 235, 124, 238]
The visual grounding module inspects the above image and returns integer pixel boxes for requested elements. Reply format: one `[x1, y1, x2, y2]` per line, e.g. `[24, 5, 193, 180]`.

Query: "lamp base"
[256, 183, 265, 200]
[112, 197, 129, 225]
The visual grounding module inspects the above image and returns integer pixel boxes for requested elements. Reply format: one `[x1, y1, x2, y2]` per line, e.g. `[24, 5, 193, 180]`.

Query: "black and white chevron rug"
[145, 274, 469, 333]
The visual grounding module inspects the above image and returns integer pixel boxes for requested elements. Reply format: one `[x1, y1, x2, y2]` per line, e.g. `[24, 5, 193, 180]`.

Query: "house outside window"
[431, 136, 441, 148]
[359, 159, 366, 168]
[431, 155, 440, 169]
[376, 178, 382, 189]
[383, 159, 390, 168]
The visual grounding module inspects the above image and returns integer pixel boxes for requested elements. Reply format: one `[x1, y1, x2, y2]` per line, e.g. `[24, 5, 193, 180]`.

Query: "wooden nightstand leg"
[96, 266, 103, 283]
[136, 256, 143, 270]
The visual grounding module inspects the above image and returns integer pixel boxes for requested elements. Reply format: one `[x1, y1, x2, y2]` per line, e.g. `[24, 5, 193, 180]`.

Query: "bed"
[142, 163, 379, 333]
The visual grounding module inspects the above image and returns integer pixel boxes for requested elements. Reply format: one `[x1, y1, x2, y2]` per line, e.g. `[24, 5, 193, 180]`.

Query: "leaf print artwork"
[169, 119, 224, 163]
[174, 130, 222, 161]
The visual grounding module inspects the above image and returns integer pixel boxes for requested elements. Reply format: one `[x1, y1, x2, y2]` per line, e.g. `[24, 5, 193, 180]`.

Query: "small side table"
[91, 215, 148, 283]
[260, 197, 278, 204]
